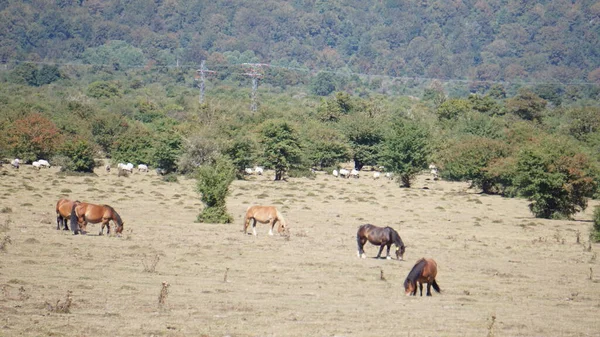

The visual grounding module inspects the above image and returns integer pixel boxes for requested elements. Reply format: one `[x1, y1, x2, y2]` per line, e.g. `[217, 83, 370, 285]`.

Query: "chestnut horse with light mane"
[404, 258, 441, 296]
[56, 198, 80, 231]
[70, 202, 124, 236]
[243, 205, 288, 236]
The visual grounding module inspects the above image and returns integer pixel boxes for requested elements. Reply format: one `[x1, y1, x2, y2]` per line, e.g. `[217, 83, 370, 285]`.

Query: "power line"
[3, 58, 599, 88]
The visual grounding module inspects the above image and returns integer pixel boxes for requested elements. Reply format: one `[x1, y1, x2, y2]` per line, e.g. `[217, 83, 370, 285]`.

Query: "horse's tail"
[432, 279, 441, 293]
[69, 202, 79, 234]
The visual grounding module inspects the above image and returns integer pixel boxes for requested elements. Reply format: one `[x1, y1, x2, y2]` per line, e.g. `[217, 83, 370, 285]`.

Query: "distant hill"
[1, 0, 599, 85]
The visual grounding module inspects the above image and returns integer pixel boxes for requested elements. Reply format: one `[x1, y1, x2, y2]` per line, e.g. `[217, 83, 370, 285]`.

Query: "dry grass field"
[1, 164, 599, 337]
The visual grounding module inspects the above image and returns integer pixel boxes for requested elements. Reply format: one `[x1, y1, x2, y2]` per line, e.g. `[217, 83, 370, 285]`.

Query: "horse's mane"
[404, 258, 426, 288]
[103, 205, 123, 226]
[388, 227, 404, 248]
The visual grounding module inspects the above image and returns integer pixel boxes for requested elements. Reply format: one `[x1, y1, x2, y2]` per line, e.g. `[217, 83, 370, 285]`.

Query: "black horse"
[356, 224, 406, 260]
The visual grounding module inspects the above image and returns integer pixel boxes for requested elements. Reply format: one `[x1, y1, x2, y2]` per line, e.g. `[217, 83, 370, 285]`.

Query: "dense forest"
[1, 0, 600, 227]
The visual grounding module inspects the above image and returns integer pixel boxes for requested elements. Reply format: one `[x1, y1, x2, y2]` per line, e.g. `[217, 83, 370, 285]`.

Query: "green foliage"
[151, 134, 182, 174]
[59, 137, 96, 173]
[178, 136, 220, 175]
[8, 64, 61, 86]
[82, 40, 146, 69]
[339, 113, 385, 170]
[91, 112, 129, 155]
[196, 157, 235, 224]
[436, 98, 472, 121]
[513, 138, 597, 219]
[260, 120, 303, 181]
[111, 124, 153, 165]
[87, 81, 121, 99]
[303, 124, 350, 169]
[505, 89, 547, 122]
[439, 137, 509, 193]
[223, 136, 255, 178]
[310, 72, 337, 96]
[592, 206, 600, 242]
[382, 119, 431, 187]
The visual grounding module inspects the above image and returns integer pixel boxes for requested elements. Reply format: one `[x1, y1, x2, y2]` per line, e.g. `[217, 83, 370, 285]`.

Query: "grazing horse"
[356, 224, 406, 260]
[404, 258, 441, 296]
[70, 202, 124, 236]
[243, 205, 288, 236]
[55, 198, 80, 231]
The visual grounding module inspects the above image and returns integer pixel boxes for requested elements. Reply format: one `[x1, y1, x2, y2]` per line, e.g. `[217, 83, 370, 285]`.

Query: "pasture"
[0, 166, 599, 336]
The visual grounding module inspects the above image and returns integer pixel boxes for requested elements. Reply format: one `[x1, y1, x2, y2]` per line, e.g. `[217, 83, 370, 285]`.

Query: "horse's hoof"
[361, 254, 366, 259]
[386, 256, 391, 260]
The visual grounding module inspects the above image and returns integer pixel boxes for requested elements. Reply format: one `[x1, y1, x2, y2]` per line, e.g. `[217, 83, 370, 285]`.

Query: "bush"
[592, 206, 600, 242]
[382, 119, 431, 187]
[196, 157, 235, 224]
[439, 137, 509, 193]
[513, 138, 597, 219]
[162, 173, 178, 183]
[59, 138, 96, 173]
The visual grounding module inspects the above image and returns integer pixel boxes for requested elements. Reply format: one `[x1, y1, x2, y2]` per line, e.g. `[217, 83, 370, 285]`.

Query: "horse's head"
[396, 245, 406, 260]
[277, 221, 288, 234]
[404, 281, 415, 296]
[116, 222, 124, 235]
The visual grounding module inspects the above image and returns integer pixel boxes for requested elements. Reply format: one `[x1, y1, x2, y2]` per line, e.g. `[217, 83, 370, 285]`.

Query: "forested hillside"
[1, 0, 600, 225]
[2, 0, 600, 84]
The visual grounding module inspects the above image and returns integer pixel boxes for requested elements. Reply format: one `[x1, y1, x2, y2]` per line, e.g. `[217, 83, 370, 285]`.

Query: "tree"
[196, 157, 235, 224]
[59, 137, 96, 172]
[310, 71, 337, 96]
[7, 113, 63, 162]
[151, 133, 182, 174]
[111, 124, 153, 165]
[436, 98, 472, 121]
[223, 136, 255, 179]
[260, 120, 303, 181]
[438, 137, 509, 193]
[382, 119, 431, 187]
[339, 113, 385, 170]
[513, 138, 597, 219]
[505, 89, 547, 122]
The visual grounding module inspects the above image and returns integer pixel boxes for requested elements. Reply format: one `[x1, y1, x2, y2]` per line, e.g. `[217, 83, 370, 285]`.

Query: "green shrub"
[439, 136, 509, 193]
[59, 138, 96, 173]
[513, 137, 597, 219]
[592, 206, 600, 242]
[196, 157, 235, 224]
[162, 173, 178, 183]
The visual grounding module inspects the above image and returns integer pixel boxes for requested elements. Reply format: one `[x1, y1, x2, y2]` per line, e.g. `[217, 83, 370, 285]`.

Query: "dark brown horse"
[356, 224, 406, 260]
[70, 202, 124, 236]
[404, 258, 441, 296]
[55, 198, 80, 231]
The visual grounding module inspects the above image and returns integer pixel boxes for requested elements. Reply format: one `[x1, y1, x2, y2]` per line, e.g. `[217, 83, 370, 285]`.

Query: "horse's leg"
[376, 244, 385, 258]
[252, 219, 258, 236]
[56, 215, 62, 230]
[269, 219, 277, 236]
[385, 243, 392, 259]
[419, 282, 423, 296]
[63, 217, 69, 231]
[426, 282, 432, 296]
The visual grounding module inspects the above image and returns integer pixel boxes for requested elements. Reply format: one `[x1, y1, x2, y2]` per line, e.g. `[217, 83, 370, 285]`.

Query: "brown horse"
[243, 205, 288, 236]
[356, 224, 406, 260]
[70, 202, 124, 236]
[404, 258, 441, 296]
[55, 198, 80, 231]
